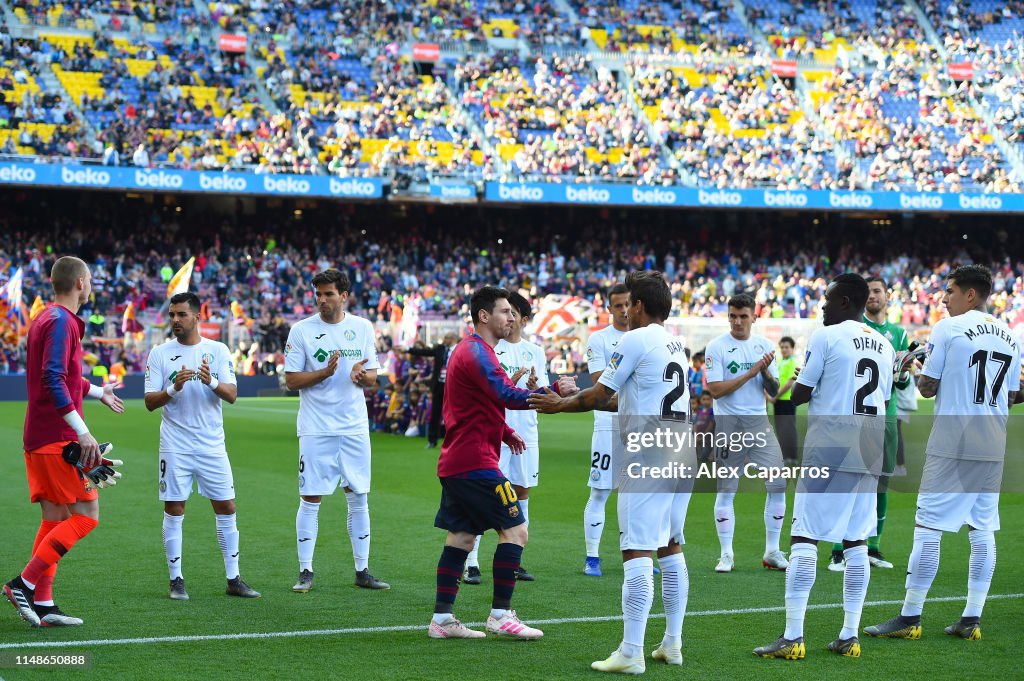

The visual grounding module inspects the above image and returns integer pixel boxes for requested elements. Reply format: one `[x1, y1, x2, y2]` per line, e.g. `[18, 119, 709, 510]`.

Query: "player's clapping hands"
[198, 358, 213, 385]
[526, 367, 538, 390]
[323, 350, 340, 379]
[100, 383, 125, 413]
[350, 358, 369, 386]
[756, 350, 776, 378]
[510, 367, 530, 385]
[174, 364, 195, 391]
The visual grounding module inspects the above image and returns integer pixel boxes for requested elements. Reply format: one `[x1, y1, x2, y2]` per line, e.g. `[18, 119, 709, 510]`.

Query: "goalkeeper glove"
[62, 441, 123, 488]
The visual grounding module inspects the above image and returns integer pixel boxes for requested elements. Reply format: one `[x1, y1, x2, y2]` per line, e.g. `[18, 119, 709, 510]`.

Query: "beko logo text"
[566, 186, 610, 202]
[829, 192, 873, 208]
[632, 187, 677, 204]
[899, 194, 942, 210]
[0, 165, 36, 182]
[498, 184, 543, 200]
[698, 189, 742, 206]
[200, 174, 248, 191]
[329, 178, 377, 196]
[959, 194, 1002, 210]
[264, 176, 311, 193]
[61, 167, 110, 185]
[764, 191, 808, 207]
[135, 170, 183, 189]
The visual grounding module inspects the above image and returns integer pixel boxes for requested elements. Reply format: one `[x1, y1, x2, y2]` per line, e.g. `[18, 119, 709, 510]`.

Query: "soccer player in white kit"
[284, 269, 389, 592]
[532, 271, 693, 674]
[866, 265, 1022, 642]
[755, 274, 894, 660]
[463, 292, 548, 584]
[704, 293, 788, 573]
[582, 283, 629, 577]
[144, 292, 260, 601]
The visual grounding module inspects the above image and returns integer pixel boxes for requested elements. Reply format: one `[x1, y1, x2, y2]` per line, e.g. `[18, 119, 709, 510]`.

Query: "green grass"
[0, 399, 1020, 680]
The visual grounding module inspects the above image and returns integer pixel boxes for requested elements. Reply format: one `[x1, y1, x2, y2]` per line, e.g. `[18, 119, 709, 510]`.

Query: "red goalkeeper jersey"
[24, 304, 90, 451]
[437, 334, 536, 478]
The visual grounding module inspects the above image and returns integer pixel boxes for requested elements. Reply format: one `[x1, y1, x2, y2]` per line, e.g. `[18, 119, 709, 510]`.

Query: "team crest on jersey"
[344, 329, 356, 341]
[508, 505, 519, 517]
[523, 351, 532, 361]
[201, 352, 214, 366]
[608, 352, 623, 369]
[84, 479, 94, 493]
[590, 469, 601, 481]
[159, 480, 167, 493]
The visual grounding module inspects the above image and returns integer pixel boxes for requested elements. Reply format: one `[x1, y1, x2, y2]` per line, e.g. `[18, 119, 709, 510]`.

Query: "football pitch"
[0, 398, 1020, 680]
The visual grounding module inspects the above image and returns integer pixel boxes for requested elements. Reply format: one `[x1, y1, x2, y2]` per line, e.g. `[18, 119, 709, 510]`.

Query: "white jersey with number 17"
[922, 309, 1021, 461]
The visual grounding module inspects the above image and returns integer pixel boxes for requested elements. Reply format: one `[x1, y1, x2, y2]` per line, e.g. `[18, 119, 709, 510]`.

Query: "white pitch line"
[1, 593, 1020, 650]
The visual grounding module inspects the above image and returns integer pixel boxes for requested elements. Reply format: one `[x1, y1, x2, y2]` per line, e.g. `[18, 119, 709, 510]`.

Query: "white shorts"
[588, 429, 616, 490]
[915, 453, 1001, 532]
[499, 443, 539, 488]
[791, 472, 877, 543]
[618, 492, 691, 551]
[714, 416, 786, 493]
[158, 450, 235, 502]
[299, 434, 371, 495]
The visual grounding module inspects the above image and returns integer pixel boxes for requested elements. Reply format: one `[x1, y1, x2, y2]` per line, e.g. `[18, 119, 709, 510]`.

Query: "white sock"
[296, 499, 320, 571]
[584, 488, 611, 557]
[216, 513, 240, 580]
[432, 613, 454, 624]
[621, 556, 654, 658]
[714, 492, 736, 556]
[964, 529, 996, 618]
[764, 492, 786, 554]
[902, 526, 942, 617]
[467, 535, 481, 568]
[840, 545, 870, 639]
[163, 512, 184, 580]
[518, 497, 529, 526]
[489, 608, 510, 619]
[345, 491, 371, 572]
[784, 542, 817, 640]
[659, 552, 688, 647]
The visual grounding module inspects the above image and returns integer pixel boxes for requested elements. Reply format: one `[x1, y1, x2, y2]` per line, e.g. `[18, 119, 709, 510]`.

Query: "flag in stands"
[1, 267, 25, 323]
[167, 257, 195, 298]
[527, 295, 594, 339]
[29, 295, 45, 321]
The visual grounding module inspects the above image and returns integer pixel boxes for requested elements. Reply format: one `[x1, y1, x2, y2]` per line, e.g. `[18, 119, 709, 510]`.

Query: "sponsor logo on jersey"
[344, 329, 356, 341]
[313, 348, 331, 362]
[314, 333, 326, 340]
[728, 347, 737, 353]
[727, 360, 741, 374]
[608, 352, 623, 369]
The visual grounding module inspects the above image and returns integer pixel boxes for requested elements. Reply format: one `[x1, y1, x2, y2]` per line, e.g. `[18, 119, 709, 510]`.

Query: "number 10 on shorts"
[495, 481, 518, 505]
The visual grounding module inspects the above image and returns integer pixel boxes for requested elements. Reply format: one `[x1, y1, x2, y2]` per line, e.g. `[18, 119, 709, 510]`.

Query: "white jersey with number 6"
[284, 312, 380, 437]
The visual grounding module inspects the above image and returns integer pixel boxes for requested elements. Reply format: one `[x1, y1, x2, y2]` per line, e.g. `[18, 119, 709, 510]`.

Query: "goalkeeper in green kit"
[828, 276, 911, 572]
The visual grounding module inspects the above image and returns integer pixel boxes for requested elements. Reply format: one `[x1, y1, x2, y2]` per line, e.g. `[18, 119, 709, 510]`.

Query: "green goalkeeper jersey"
[863, 314, 910, 417]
